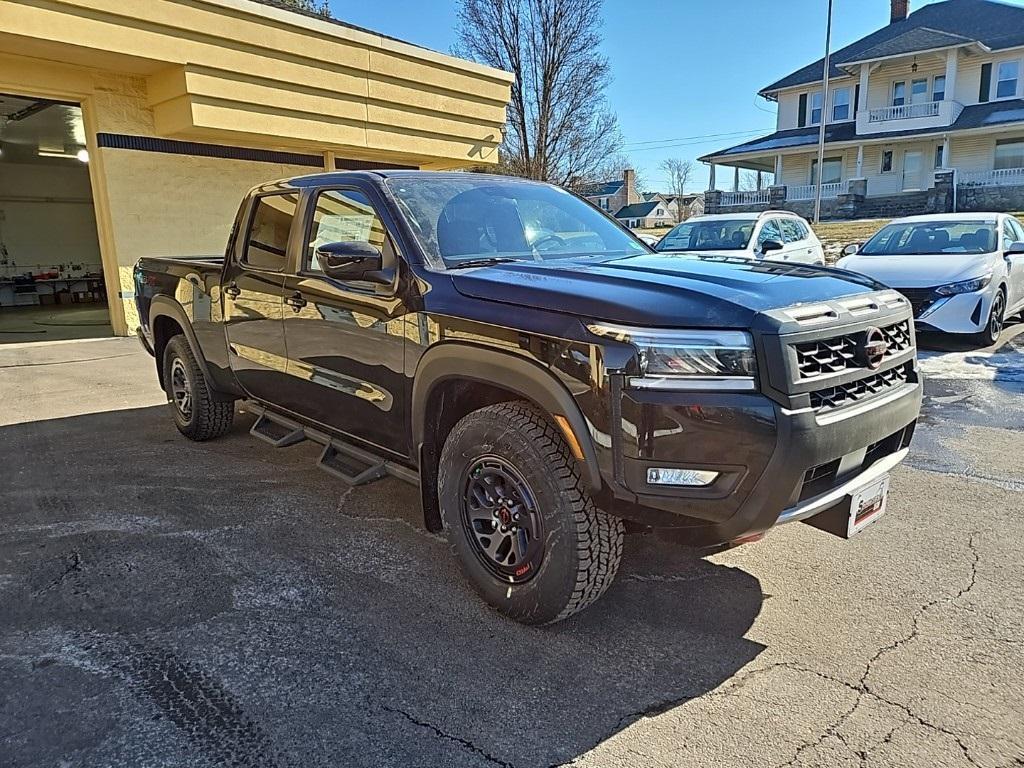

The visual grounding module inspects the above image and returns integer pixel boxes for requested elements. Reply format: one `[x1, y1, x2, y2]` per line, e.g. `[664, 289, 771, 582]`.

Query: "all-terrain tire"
[438, 401, 624, 625]
[162, 335, 234, 441]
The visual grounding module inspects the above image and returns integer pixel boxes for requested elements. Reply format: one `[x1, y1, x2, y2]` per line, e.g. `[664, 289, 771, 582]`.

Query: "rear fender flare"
[150, 296, 216, 391]
[411, 343, 602, 493]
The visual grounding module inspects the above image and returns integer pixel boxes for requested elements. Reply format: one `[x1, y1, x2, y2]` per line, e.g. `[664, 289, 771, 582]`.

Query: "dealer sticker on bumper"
[848, 474, 890, 537]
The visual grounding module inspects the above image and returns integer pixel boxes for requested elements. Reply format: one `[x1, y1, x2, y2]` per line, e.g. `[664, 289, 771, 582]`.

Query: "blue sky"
[326, 0, 1023, 192]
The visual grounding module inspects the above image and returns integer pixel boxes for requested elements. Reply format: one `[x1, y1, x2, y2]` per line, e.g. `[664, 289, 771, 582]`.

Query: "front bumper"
[914, 289, 994, 334]
[604, 378, 920, 544]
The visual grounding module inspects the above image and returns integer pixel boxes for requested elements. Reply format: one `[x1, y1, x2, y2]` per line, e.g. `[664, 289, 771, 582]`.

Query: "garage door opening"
[0, 94, 111, 343]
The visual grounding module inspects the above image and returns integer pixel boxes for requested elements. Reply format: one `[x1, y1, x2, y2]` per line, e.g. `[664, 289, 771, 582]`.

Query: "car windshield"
[859, 221, 997, 255]
[383, 176, 647, 267]
[655, 219, 755, 252]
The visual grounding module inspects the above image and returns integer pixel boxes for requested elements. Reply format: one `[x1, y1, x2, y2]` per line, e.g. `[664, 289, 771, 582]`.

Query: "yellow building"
[0, 0, 512, 338]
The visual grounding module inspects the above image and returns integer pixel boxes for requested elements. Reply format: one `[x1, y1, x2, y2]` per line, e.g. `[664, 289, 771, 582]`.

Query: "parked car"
[134, 171, 921, 625]
[636, 233, 660, 247]
[654, 211, 826, 265]
[837, 213, 1024, 346]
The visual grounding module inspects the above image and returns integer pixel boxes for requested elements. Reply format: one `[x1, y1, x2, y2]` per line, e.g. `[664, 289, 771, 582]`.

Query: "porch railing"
[719, 189, 770, 207]
[958, 168, 1024, 187]
[867, 101, 940, 123]
[787, 181, 849, 201]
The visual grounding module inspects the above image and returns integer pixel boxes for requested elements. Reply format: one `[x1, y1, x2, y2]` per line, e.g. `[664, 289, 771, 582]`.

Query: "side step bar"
[242, 401, 417, 487]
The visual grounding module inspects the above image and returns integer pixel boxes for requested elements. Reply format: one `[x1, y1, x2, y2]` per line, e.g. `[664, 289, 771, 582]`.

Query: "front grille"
[810, 365, 909, 411]
[794, 319, 913, 379]
[894, 288, 937, 318]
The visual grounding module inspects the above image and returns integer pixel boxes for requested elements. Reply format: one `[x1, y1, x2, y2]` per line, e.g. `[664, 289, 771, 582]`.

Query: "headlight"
[587, 324, 757, 391]
[935, 273, 992, 296]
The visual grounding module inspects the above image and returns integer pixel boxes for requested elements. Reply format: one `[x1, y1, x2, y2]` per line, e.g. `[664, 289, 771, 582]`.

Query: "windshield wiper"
[447, 257, 526, 269]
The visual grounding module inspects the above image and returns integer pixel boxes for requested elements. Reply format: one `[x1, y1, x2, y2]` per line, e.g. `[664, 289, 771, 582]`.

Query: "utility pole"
[814, 0, 835, 225]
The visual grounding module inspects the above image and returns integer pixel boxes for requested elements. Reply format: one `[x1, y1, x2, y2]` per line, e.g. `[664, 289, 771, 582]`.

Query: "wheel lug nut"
[513, 513, 520, 521]
[500, 526, 507, 533]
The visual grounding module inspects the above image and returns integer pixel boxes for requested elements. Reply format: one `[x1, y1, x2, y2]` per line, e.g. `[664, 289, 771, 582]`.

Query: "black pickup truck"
[134, 171, 921, 624]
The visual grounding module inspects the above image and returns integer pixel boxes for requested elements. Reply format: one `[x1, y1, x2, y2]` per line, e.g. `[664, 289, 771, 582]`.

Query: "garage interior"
[0, 93, 111, 343]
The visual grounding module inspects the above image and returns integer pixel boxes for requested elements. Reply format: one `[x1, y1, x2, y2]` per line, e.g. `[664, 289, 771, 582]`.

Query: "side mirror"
[315, 241, 389, 283]
[1005, 241, 1024, 257]
[843, 243, 861, 257]
[760, 239, 784, 253]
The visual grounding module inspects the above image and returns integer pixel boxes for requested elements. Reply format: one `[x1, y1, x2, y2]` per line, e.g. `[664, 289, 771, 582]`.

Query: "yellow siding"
[0, 0, 512, 167]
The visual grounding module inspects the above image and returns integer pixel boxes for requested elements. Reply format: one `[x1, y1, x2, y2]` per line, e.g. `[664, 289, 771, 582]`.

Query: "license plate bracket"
[801, 474, 890, 539]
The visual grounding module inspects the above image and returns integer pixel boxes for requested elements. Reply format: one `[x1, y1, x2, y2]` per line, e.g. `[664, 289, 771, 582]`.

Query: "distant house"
[581, 170, 689, 227]
[701, 0, 1024, 219]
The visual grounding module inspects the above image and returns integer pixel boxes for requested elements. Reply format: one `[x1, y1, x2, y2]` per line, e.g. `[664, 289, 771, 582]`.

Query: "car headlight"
[935, 273, 992, 296]
[587, 324, 757, 391]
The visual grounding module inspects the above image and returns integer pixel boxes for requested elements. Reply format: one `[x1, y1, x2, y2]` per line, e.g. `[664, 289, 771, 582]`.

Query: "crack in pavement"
[771, 531, 984, 768]
[32, 550, 84, 596]
[381, 704, 516, 768]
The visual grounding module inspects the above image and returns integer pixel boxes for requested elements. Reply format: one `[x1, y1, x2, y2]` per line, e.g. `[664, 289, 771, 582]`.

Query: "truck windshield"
[655, 219, 755, 252]
[383, 177, 647, 267]
[859, 221, 997, 255]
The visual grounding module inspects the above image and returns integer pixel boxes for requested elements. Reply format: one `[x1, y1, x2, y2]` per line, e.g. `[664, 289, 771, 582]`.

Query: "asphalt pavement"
[1, 329, 1022, 768]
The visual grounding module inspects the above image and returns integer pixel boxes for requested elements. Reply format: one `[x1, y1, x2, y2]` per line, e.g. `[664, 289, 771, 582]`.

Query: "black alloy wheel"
[461, 456, 544, 583]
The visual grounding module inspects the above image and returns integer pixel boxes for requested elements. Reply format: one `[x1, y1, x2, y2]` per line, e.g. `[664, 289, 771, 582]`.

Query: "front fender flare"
[411, 343, 602, 493]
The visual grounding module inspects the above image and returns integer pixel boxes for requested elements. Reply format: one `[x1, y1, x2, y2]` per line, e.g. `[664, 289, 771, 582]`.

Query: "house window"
[892, 81, 906, 107]
[935, 144, 945, 169]
[881, 149, 894, 173]
[911, 78, 930, 102]
[996, 60, 1020, 99]
[809, 91, 823, 125]
[995, 138, 1024, 170]
[832, 88, 851, 121]
[811, 157, 843, 185]
[932, 75, 946, 103]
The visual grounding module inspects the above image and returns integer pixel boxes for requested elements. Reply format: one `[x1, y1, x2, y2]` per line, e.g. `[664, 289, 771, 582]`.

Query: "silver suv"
[654, 211, 826, 265]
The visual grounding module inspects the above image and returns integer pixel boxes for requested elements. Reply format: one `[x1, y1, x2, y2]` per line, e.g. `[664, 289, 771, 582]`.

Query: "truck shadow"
[1, 405, 766, 768]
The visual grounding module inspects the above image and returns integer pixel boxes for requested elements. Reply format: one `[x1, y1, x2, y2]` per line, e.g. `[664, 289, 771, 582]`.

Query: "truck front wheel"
[162, 335, 234, 441]
[438, 402, 624, 624]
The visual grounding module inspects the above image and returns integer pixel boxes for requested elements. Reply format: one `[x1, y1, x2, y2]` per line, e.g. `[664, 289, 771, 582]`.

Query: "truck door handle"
[224, 284, 241, 298]
[285, 292, 307, 311]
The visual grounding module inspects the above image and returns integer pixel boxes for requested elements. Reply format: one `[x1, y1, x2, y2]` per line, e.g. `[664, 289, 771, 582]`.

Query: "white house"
[701, 0, 1024, 218]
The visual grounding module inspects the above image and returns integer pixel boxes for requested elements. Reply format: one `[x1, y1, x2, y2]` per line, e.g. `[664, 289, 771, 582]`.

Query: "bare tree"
[275, 0, 331, 17]
[739, 170, 764, 191]
[456, 0, 622, 186]
[660, 158, 694, 221]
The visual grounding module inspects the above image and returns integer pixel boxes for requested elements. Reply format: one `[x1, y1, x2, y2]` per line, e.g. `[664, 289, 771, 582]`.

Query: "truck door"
[223, 192, 297, 402]
[277, 186, 409, 459]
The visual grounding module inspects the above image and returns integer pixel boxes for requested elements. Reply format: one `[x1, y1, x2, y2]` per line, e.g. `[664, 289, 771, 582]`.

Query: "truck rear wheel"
[162, 335, 234, 441]
[438, 402, 624, 624]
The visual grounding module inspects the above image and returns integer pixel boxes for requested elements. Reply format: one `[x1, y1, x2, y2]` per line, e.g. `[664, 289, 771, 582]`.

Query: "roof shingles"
[761, 0, 1024, 94]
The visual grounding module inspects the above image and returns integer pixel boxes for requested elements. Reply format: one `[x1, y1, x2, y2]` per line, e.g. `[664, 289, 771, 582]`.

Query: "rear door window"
[243, 193, 299, 271]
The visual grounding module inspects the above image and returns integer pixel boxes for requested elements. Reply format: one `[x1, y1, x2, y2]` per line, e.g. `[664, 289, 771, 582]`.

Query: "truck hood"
[835, 253, 996, 288]
[450, 253, 882, 327]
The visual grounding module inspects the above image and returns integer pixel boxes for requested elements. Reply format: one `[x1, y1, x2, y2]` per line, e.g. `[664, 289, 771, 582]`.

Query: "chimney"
[890, 0, 909, 24]
[623, 168, 640, 205]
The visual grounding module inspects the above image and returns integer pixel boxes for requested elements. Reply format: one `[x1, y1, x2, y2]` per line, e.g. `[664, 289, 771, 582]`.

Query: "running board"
[240, 401, 417, 487]
[318, 442, 387, 485]
[250, 413, 307, 448]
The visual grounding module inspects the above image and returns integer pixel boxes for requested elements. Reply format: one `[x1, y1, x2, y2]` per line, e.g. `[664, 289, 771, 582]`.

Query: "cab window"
[243, 193, 299, 271]
[304, 189, 395, 274]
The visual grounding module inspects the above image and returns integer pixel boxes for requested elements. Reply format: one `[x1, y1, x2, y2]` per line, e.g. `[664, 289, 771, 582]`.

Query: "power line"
[622, 127, 773, 149]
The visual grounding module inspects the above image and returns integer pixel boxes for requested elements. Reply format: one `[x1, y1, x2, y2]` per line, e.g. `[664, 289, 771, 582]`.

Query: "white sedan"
[837, 213, 1024, 345]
